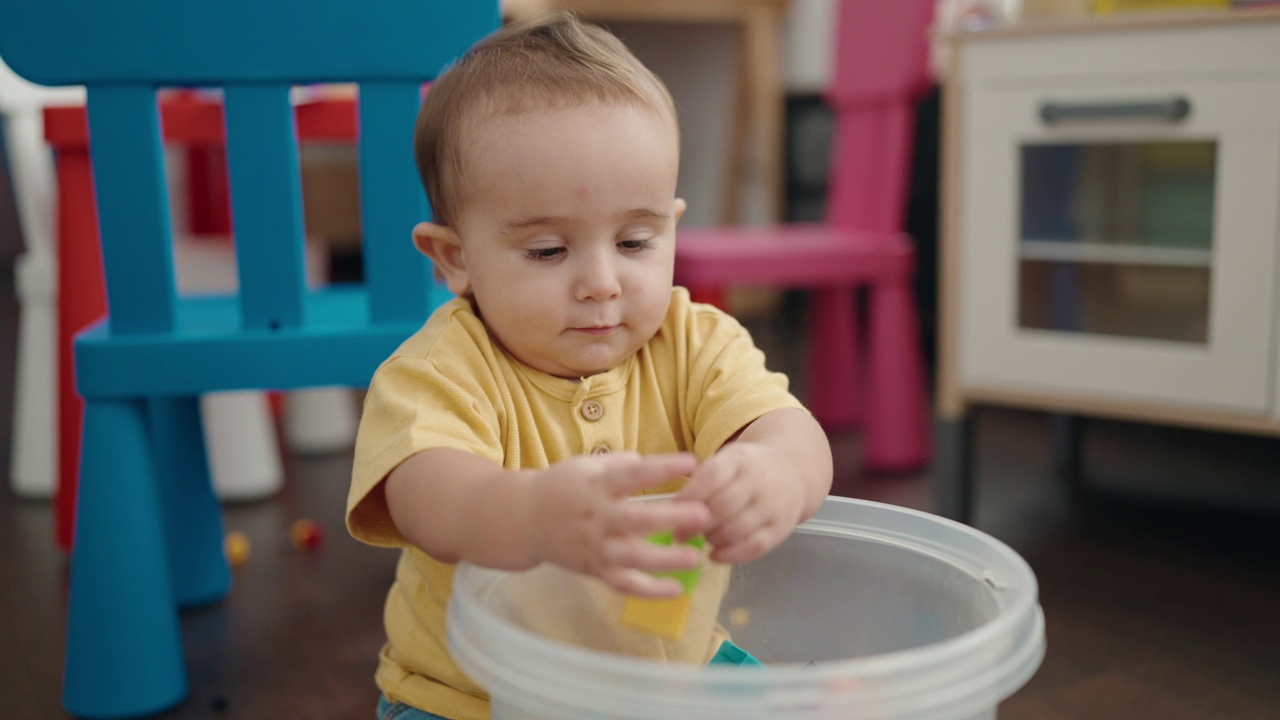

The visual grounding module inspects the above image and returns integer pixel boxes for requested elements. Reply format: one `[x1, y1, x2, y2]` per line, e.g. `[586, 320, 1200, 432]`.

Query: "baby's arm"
[676, 407, 832, 564]
[385, 448, 712, 598]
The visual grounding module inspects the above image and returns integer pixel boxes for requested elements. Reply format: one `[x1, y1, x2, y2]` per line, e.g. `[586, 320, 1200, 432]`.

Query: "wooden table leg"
[721, 32, 749, 226]
[742, 2, 785, 224]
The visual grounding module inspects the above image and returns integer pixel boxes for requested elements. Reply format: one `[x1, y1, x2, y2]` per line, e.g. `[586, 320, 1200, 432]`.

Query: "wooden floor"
[3, 278, 1279, 720]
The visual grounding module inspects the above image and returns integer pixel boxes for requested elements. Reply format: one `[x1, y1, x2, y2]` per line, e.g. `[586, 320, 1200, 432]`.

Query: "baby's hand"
[675, 442, 805, 565]
[526, 452, 710, 598]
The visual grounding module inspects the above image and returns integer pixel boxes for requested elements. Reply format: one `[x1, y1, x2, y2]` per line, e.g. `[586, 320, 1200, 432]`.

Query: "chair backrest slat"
[358, 82, 435, 324]
[826, 104, 915, 231]
[828, 0, 934, 107]
[0, 1, 498, 88]
[224, 84, 308, 330]
[85, 85, 177, 334]
[825, 0, 935, 231]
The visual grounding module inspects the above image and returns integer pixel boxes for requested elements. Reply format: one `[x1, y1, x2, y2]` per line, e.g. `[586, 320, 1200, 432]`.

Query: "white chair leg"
[280, 239, 358, 455]
[172, 235, 286, 502]
[199, 391, 283, 502]
[6, 106, 62, 499]
[283, 387, 358, 455]
[10, 249, 57, 498]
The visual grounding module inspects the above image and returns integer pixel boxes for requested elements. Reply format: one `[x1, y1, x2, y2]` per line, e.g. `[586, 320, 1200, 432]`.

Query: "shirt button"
[591, 444, 611, 455]
[580, 400, 604, 422]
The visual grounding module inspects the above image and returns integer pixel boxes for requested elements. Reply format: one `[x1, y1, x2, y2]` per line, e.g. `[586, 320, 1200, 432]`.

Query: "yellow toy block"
[621, 594, 693, 640]
[620, 531, 704, 639]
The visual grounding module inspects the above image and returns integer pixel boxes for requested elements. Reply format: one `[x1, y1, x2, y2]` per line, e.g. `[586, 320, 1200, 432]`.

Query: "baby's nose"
[576, 255, 621, 301]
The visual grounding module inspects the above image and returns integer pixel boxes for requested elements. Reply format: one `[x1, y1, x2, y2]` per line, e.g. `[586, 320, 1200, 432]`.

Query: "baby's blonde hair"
[413, 11, 677, 226]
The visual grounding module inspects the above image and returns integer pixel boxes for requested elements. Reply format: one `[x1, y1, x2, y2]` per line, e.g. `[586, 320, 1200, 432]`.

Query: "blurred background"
[2, 0, 1279, 718]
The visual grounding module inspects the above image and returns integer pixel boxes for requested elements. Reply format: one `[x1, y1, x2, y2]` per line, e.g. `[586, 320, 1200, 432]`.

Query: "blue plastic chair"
[0, 1, 498, 716]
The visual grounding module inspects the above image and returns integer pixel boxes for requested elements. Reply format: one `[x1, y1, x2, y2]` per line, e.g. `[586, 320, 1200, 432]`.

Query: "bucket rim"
[449, 496, 1045, 716]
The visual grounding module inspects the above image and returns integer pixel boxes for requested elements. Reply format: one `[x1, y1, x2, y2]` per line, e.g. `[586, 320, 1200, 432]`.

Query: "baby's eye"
[525, 246, 565, 261]
[618, 237, 655, 253]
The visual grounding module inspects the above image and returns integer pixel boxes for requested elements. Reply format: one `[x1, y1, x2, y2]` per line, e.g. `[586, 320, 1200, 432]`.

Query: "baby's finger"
[601, 534, 702, 574]
[703, 502, 763, 547]
[675, 456, 734, 504]
[669, 502, 712, 542]
[609, 498, 710, 537]
[599, 567, 686, 599]
[710, 525, 784, 565]
[703, 484, 754, 530]
[605, 453, 698, 496]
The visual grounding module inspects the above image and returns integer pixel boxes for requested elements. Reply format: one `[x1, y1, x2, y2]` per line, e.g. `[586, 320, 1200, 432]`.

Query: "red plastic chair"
[674, 0, 934, 473]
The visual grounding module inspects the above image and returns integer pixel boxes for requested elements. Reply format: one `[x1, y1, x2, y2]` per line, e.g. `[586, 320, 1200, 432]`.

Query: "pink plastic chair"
[674, 0, 934, 473]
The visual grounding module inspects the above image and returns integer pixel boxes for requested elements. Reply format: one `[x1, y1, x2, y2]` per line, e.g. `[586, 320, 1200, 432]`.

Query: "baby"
[347, 12, 833, 720]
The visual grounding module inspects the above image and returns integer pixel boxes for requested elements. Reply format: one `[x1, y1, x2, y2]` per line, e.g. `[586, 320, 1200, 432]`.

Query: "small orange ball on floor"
[224, 531, 251, 568]
[290, 519, 325, 551]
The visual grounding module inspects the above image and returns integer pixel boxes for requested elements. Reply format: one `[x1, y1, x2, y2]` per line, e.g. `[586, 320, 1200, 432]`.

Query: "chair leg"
[283, 387, 358, 455]
[148, 397, 232, 608]
[687, 287, 728, 310]
[806, 287, 861, 431]
[863, 278, 931, 473]
[64, 398, 187, 718]
[10, 249, 58, 498]
[7, 109, 60, 499]
[200, 390, 284, 501]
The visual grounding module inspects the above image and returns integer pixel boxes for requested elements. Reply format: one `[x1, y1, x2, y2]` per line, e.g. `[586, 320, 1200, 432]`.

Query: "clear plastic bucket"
[448, 497, 1045, 720]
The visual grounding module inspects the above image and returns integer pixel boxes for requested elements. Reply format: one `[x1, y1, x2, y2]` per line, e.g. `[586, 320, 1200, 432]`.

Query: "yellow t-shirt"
[347, 287, 804, 720]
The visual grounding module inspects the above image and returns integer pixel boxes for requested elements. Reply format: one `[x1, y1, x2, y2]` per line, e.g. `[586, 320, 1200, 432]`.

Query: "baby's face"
[449, 102, 684, 378]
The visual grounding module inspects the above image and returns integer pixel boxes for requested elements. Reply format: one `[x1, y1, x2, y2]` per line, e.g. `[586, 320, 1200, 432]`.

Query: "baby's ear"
[413, 222, 471, 296]
[673, 198, 688, 223]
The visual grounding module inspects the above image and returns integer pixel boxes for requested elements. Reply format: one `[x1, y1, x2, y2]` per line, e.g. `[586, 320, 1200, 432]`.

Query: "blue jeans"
[376, 695, 451, 720]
